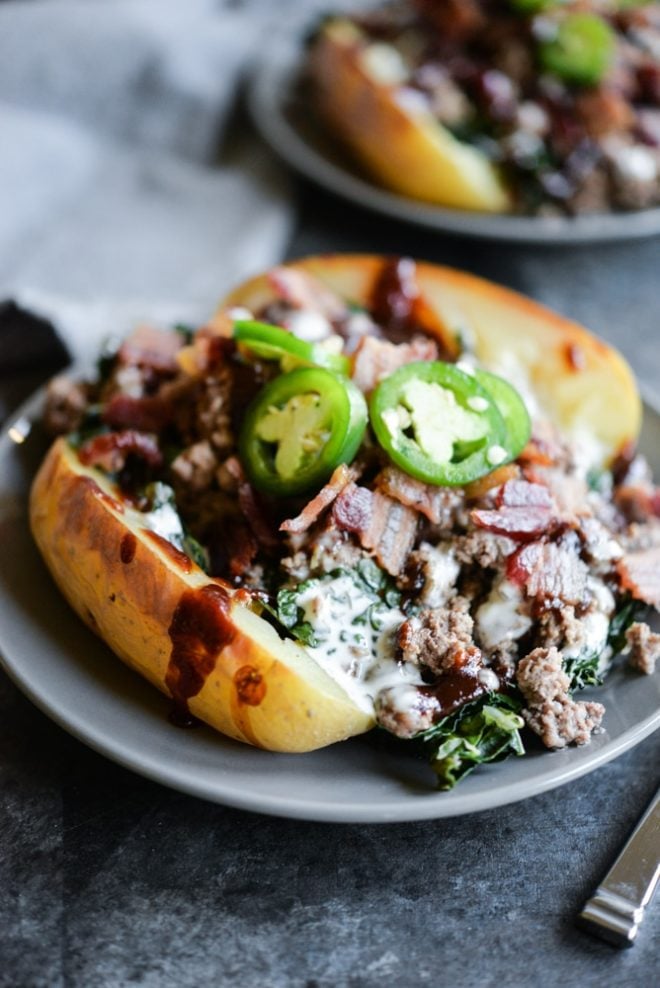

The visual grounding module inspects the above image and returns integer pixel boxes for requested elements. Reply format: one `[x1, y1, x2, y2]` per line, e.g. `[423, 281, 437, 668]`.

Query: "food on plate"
[308, 1, 660, 215]
[31, 254, 660, 789]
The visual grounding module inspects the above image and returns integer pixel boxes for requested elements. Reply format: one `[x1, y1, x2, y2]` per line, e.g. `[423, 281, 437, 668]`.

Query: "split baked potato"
[30, 255, 642, 754]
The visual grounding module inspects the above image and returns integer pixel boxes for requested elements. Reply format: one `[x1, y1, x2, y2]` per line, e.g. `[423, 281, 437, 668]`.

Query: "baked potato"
[30, 255, 644, 764]
[310, 19, 512, 212]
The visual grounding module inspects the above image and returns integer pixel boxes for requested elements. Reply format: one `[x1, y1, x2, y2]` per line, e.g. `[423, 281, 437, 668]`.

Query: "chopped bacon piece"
[617, 545, 660, 608]
[267, 267, 347, 320]
[79, 430, 163, 472]
[280, 463, 361, 535]
[118, 324, 183, 373]
[375, 465, 461, 526]
[472, 505, 556, 540]
[333, 483, 374, 533]
[472, 482, 556, 540]
[223, 457, 279, 552]
[507, 540, 588, 604]
[333, 483, 418, 575]
[614, 484, 660, 524]
[351, 334, 438, 393]
[496, 480, 553, 509]
[227, 522, 259, 581]
[102, 393, 174, 433]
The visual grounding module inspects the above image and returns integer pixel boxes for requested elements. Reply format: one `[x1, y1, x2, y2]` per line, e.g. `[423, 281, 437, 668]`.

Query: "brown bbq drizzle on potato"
[165, 584, 236, 722]
[144, 530, 193, 574]
[120, 532, 137, 564]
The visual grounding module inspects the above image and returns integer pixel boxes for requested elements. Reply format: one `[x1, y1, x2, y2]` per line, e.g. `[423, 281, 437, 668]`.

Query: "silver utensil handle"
[579, 784, 660, 947]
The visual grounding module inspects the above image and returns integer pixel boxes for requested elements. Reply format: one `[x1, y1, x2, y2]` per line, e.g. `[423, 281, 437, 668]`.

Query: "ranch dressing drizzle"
[294, 573, 422, 714]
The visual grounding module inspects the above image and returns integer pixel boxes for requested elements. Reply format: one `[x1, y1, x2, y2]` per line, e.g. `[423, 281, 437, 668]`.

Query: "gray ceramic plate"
[249, 33, 660, 246]
[1, 389, 659, 823]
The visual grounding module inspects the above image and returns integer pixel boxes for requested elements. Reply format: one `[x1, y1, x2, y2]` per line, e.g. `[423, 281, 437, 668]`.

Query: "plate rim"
[0, 385, 659, 823]
[249, 33, 660, 247]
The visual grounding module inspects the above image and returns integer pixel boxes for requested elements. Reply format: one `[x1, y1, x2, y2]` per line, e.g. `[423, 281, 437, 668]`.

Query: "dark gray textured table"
[1, 178, 659, 988]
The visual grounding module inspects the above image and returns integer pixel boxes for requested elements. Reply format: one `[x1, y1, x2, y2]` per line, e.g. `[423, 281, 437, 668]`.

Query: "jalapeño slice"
[473, 368, 531, 460]
[369, 362, 509, 487]
[234, 320, 349, 375]
[538, 13, 615, 87]
[239, 367, 367, 496]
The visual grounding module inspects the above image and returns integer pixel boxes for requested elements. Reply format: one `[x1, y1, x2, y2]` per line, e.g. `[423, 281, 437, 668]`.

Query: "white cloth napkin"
[0, 0, 302, 363]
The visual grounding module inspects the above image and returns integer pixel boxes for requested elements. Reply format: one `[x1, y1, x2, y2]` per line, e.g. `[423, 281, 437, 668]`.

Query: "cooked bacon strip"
[375, 465, 461, 526]
[102, 393, 175, 433]
[507, 540, 588, 604]
[267, 267, 347, 320]
[118, 324, 183, 373]
[351, 334, 438, 393]
[78, 430, 163, 472]
[224, 457, 279, 552]
[617, 545, 660, 608]
[333, 483, 418, 575]
[280, 463, 361, 535]
[472, 481, 556, 540]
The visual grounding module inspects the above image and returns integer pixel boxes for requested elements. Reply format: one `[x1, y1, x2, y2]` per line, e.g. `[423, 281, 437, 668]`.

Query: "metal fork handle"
[578, 784, 660, 947]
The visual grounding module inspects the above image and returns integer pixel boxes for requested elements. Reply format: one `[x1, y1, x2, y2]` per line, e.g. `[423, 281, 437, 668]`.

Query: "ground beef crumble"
[516, 647, 605, 749]
[625, 621, 660, 675]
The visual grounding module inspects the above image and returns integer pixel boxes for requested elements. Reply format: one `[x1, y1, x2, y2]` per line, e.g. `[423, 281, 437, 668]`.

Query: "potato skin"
[224, 254, 641, 464]
[310, 20, 511, 213]
[30, 439, 372, 752]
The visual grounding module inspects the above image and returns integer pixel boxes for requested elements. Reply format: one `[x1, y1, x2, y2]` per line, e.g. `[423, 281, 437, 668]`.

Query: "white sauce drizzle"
[295, 573, 421, 714]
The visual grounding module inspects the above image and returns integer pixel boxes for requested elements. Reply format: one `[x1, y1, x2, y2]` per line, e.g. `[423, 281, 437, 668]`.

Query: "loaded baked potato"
[309, 1, 660, 215]
[30, 256, 659, 787]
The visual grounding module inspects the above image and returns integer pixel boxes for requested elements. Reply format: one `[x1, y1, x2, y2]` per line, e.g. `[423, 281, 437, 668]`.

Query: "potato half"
[30, 439, 372, 752]
[310, 20, 511, 213]
[31, 256, 641, 755]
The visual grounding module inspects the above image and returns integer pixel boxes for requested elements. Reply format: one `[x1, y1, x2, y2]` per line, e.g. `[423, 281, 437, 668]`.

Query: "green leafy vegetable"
[68, 405, 108, 447]
[563, 596, 650, 692]
[564, 652, 602, 692]
[275, 581, 319, 647]
[417, 694, 525, 790]
[141, 482, 210, 572]
[173, 323, 195, 344]
[607, 596, 649, 655]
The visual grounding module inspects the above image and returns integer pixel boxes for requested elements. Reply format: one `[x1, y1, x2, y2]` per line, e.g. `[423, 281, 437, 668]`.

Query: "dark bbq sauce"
[369, 257, 420, 343]
[90, 483, 124, 513]
[120, 532, 137, 564]
[165, 584, 236, 724]
[565, 342, 587, 372]
[423, 667, 486, 720]
[369, 257, 455, 357]
[145, 530, 194, 573]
